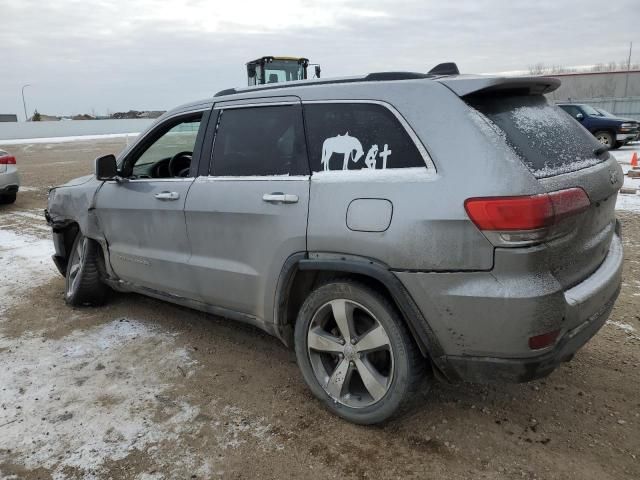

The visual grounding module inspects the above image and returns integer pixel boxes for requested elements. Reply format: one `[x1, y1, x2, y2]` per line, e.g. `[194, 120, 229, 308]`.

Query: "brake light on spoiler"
[465, 188, 590, 246]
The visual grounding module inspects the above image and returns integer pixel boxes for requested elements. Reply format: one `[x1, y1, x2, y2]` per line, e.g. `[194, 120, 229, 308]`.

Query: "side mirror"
[576, 113, 584, 120]
[95, 154, 117, 180]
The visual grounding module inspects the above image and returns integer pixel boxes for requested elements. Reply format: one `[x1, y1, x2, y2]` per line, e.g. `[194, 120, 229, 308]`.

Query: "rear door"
[184, 98, 310, 321]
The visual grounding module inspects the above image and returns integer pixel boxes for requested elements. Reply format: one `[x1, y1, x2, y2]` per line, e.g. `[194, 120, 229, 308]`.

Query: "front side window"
[303, 103, 426, 173]
[211, 105, 308, 176]
[128, 115, 202, 178]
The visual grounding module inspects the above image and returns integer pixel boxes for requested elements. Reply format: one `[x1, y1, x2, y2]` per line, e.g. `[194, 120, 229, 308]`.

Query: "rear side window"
[211, 105, 308, 176]
[303, 103, 425, 172]
[467, 95, 604, 178]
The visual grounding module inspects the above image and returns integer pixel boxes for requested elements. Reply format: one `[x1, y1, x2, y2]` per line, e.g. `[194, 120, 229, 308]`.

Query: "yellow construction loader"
[246, 56, 321, 86]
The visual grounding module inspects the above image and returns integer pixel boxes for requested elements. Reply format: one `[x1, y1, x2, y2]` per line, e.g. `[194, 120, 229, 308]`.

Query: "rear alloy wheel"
[65, 233, 109, 306]
[294, 281, 425, 424]
[594, 131, 614, 149]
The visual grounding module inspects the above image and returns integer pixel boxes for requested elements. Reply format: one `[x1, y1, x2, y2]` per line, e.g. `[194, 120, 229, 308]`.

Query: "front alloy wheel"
[66, 235, 87, 297]
[64, 232, 109, 306]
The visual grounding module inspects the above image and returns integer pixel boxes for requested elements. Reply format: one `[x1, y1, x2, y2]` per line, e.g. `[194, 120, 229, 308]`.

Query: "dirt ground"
[0, 139, 638, 480]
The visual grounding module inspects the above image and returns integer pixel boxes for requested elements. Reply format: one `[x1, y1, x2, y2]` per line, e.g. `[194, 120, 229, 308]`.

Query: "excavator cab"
[246, 56, 321, 86]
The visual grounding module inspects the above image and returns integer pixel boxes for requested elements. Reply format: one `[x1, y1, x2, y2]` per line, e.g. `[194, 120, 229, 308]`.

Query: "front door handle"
[154, 191, 180, 201]
[262, 193, 299, 204]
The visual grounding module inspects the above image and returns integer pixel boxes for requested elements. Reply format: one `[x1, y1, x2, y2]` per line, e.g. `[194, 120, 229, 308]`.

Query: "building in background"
[546, 70, 640, 120]
[0, 114, 18, 122]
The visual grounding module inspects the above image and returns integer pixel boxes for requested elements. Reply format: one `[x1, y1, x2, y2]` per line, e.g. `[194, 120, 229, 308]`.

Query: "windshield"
[581, 105, 600, 116]
[264, 60, 304, 83]
[595, 108, 614, 117]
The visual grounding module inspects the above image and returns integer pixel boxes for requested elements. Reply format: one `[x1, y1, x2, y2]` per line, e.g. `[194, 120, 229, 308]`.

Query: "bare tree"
[528, 61, 640, 76]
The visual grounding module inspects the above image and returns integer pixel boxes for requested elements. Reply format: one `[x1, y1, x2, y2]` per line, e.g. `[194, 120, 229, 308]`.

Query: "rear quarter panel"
[305, 81, 543, 271]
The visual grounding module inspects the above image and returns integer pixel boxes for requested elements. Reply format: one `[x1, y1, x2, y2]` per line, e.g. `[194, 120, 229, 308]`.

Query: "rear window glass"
[303, 103, 426, 173]
[467, 95, 605, 178]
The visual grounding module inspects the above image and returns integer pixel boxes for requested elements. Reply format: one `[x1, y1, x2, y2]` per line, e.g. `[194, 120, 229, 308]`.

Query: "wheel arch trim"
[274, 253, 454, 378]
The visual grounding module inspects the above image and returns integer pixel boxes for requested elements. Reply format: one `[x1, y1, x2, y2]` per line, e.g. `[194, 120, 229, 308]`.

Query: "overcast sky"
[1, 0, 637, 118]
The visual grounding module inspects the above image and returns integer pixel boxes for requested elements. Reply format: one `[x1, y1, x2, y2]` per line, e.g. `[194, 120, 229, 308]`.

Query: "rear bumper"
[396, 230, 623, 383]
[616, 133, 638, 143]
[444, 285, 619, 382]
[0, 169, 20, 195]
[0, 184, 19, 195]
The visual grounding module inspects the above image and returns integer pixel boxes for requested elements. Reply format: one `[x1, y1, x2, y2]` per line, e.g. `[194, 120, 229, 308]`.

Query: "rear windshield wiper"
[594, 146, 609, 156]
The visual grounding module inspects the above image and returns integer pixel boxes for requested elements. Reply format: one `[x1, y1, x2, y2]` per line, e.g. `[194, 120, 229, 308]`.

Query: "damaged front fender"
[46, 175, 106, 275]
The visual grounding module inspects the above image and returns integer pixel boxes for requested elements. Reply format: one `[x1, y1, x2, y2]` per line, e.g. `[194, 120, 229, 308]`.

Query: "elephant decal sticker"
[320, 132, 392, 171]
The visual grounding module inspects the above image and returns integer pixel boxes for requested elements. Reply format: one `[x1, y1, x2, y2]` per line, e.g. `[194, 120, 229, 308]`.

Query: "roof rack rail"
[214, 71, 435, 97]
[363, 71, 430, 81]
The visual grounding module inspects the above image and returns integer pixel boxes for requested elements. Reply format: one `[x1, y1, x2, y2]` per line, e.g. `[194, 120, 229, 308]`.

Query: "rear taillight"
[465, 188, 590, 246]
[0, 155, 16, 165]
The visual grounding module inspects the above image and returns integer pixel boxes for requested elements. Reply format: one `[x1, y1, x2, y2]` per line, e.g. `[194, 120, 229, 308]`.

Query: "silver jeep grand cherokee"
[45, 70, 624, 424]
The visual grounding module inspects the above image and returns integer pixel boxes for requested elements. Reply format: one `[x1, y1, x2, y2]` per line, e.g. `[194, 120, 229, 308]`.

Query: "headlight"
[620, 123, 635, 129]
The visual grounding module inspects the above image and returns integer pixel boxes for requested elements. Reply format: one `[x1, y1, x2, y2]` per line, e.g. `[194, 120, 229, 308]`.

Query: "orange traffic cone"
[632, 152, 639, 169]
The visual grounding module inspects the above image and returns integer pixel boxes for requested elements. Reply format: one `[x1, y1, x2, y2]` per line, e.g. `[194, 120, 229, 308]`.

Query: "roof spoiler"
[437, 75, 561, 97]
[428, 62, 460, 76]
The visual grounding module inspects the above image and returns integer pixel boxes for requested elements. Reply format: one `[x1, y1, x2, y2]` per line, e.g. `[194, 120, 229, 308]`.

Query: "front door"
[184, 99, 310, 321]
[95, 111, 207, 297]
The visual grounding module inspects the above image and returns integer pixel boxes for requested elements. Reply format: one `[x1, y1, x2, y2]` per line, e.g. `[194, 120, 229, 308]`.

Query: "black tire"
[64, 233, 109, 306]
[611, 141, 623, 150]
[0, 193, 17, 204]
[594, 131, 615, 149]
[294, 280, 425, 424]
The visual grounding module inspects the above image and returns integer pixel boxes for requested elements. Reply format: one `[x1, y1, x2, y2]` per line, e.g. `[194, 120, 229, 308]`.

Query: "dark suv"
[557, 103, 639, 149]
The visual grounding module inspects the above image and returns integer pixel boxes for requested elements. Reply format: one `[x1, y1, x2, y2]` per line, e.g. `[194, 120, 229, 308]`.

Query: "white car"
[0, 149, 20, 204]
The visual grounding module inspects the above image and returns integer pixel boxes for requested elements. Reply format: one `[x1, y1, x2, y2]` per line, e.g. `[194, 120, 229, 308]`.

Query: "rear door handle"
[262, 193, 299, 204]
[154, 191, 180, 201]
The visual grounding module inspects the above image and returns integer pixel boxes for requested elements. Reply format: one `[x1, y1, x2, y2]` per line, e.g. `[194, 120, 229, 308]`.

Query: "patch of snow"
[0, 317, 283, 478]
[608, 147, 639, 165]
[616, 192, 640, 212]
[8, 209, 46, 221]
[0, 132, 140, 146]
[511, 104, 576, 133]
[608, 320, 636, 333]
[0, 228, 56, 315]
[311, 166, 435, 183]
[531, 157, 604, 178]
[0, 319, 196, 478]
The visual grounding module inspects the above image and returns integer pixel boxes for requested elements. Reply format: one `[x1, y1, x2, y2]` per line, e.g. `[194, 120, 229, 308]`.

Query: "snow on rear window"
[468, 94, 606, 178]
